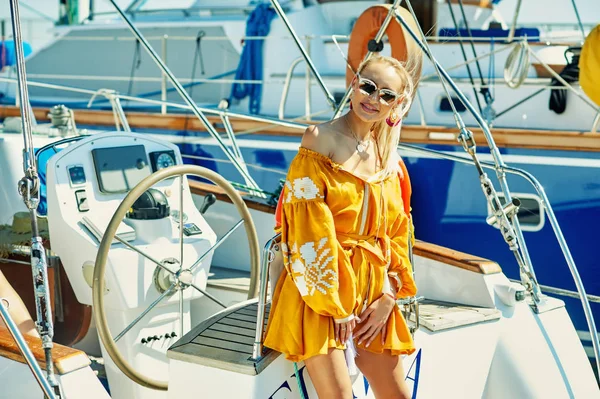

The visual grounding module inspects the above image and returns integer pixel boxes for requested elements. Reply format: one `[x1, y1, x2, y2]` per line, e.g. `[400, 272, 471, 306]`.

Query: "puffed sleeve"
[387, 200, 418, 299]
[280, 153, 356, 322]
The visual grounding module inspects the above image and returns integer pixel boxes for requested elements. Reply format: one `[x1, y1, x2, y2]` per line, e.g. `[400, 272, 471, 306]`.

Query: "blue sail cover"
[229, 3, 277, 115]
[438, 27, 540, 42]
[0, 40, 33, 68]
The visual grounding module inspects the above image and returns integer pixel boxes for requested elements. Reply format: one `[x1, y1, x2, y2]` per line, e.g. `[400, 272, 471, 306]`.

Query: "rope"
[293, 362, 307, 399]
[504, 41, 530, 89]
[229, 3, 277, 114]
[549, 48, 580, 114]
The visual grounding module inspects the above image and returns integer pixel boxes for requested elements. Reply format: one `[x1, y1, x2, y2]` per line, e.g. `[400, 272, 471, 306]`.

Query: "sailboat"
[1, 1, 599, 353]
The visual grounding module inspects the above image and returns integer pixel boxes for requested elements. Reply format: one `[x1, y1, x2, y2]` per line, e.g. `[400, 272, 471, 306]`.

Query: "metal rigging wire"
[446, 0, 483, 114]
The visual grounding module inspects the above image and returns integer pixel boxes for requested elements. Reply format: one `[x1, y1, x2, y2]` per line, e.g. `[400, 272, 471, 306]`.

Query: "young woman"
[265, 54, 419, 399]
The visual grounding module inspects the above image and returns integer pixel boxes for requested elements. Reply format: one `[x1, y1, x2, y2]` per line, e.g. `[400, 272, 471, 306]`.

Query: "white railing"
[0, 18, 56, 51]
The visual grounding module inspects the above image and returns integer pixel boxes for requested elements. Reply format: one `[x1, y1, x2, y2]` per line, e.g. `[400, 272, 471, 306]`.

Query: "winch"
[47, 104, 77, 137]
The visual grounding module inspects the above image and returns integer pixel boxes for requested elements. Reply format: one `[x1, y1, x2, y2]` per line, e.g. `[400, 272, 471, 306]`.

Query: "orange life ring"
[346, 4, 422, 90]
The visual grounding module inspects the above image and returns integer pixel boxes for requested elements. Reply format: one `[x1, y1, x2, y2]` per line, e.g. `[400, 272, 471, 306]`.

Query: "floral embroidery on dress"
[284, 176, 323, 203]
[289, 237, 337, 296]
[285, 181, 293, 203]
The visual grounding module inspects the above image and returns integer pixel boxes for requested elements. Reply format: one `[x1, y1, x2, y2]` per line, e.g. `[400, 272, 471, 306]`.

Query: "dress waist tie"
[335, 232, 391, 376]
[336, 232, 390, 266]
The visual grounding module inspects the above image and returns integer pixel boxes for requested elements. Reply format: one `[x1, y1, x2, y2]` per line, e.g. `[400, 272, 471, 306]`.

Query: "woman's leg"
[304, 348, 353, 399]
[0, 271, 37, 336]
[355, 347, 410, 399]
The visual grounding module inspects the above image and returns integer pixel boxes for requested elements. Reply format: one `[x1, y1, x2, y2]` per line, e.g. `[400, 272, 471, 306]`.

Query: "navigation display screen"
[92, 145, 151, 194]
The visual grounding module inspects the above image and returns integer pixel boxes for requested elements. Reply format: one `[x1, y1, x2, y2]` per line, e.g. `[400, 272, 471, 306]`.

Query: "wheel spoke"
[189, 219, 244, 272]
[114, 283, 175, 343]
[189, 282, 227, 308]
[114, 235, 176, 276]
[179, 174, 185, 269]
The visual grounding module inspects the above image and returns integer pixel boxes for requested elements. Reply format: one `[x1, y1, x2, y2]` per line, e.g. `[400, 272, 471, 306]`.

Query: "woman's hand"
[354, 293, 396, 347]
[335, 317, 360, 344]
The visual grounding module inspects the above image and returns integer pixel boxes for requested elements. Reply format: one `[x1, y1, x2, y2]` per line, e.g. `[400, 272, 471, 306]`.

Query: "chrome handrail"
[279, 57, 305, 119]
[0, 299, 57, 399]
[252, 233, 281, 360]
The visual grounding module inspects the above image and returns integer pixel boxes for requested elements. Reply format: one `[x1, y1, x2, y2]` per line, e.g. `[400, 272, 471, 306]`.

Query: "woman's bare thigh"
[304, 348, 353, 399]
[355, 347, 410, 399]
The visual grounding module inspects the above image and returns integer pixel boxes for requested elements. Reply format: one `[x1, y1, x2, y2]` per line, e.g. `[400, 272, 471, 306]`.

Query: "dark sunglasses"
[356, 76, 400, 105]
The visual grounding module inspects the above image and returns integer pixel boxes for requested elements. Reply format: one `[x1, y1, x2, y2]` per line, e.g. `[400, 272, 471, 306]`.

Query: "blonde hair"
[355, 54, 420, 177]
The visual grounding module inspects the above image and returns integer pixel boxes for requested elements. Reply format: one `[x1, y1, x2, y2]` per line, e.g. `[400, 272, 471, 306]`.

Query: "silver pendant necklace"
[356, 139, 370, 154]
[344, 116, 371, 155]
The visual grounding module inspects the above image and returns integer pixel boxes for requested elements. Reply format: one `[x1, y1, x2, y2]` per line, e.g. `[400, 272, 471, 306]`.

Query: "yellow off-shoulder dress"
[264, 147, 418, 362]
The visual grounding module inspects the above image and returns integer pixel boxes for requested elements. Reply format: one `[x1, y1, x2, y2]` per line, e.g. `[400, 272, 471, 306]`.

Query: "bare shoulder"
[300, 122, 337, 158]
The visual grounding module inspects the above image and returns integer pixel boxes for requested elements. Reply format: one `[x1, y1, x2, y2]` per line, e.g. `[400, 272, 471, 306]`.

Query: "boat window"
[487, 193, 545, 232]
[438, 96, 467, 113]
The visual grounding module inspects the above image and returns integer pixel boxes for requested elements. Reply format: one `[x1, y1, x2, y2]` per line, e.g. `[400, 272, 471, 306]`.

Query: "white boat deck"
[168, 298, 501, 375]
[412, 299, 501, 332]
[168, 301, 277, 375]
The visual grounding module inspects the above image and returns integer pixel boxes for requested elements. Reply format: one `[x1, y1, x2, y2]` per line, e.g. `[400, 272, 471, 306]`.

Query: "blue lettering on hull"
[406, 349, 423, 399]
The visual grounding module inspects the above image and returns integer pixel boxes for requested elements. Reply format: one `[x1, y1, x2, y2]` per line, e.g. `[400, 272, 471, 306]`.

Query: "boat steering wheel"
[92, 165, 260, 390]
